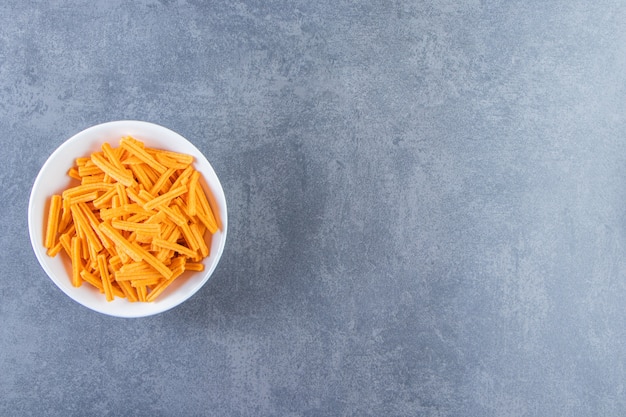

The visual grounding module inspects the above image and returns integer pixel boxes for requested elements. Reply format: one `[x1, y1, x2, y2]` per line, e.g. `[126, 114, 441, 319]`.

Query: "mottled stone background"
[2, 1, 626, 416]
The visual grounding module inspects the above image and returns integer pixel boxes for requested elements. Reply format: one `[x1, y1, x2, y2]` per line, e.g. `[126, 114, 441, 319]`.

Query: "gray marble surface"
[2, 1, 626, 416]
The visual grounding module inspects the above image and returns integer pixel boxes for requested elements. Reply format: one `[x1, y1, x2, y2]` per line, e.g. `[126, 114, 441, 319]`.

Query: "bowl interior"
[28, 121, 227, 318]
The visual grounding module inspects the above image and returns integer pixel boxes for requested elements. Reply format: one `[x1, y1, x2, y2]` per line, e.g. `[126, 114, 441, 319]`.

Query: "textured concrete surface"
[2, 1, 626, 416]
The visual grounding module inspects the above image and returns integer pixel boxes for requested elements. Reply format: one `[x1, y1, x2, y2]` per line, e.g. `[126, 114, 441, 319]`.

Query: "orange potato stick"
[115, 183, 128, 205]
[115, 270, 164, 281]
[120, 137, 167, 174]
[59, 232, 72, 257]
[130, 278, 161, 287]
[58, 197, 72, 233]
[119, 261, 152, 273]
[180, 222, 199, 252]
[136, 284, 148, 302]
[152, 238, 197, 258]
[149, 167, 176, 195]
[97, 253, 114, 301]
[80, 270, 104, 292]
[125, 213, 150, 223]
[93, 186, 118, 208]
[146, 267, 186, 302]
[117, 248, 130, 264]
[117, 281, 138, 302]
[143, 185, 187, 211]
[187, 170, 200, 216]
[78, 164, 104, 177]
[68, 167, 81, 180]
[68, 190, 99, 205]
[129, 164, 154, 190]
[44, 194, 62, 248]
[111, 220, 160, 235]
[154, 153, 189, 169]
[81, 174, 107, 185]
[158, 204, 187, 227]
[75, 157, 91, 166]
[70, 236, 83, 287]
[169, 165, 194, 191]
[69, 205, 103, 253]
[194, 182, 218, 233]
[185, 262, 205, 272]
[46, 241, 63, 257]
[98, 222, 143, 262]
[142, 164, 160, 185]
[130, 243, 173, 279]
[62, 183, 114, 199]
[121, 155, 145, 165]
[190, 223, 209, 258]
[109, 255, 123, 271]
[148, 148, 194, 165]
[126, 187, 149, 205]
[91, 153, 136, 187]
[77, 202, 113, 249]
[102, 142, 125, 171]
[111, 282, 126, 299]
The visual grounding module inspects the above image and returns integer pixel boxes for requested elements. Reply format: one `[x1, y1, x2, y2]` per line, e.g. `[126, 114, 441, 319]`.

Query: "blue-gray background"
[1, 1, 626, 416]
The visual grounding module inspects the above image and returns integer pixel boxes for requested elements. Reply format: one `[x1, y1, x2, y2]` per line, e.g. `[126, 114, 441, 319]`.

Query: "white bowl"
[28, 121, 228, 318]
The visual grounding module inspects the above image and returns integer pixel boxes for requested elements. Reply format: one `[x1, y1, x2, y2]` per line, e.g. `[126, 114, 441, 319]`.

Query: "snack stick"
[67, 167, 81, 181]
[44, 194, 62, 248]
[97, 254, 114, 301]
[130, 278, 161, 287]
[62, 183, 114, 199]
[149, 167, 176, 195]
[70, 236, 83, 287]
[147, 148, 194, 165]
[145, 264, 186, 303]
[46, 241, 63, 257]
[152, 238, 197, 258]
[126, 187, 149, 205]
[129, 164, 154, 190]
[91, 153, 136, 187]
[157, 204, 187, 226]
[111, 282, 126, 299]
[185, 262, 204, 272]
[80, 270, 104, 292]
[194, 182, 218, 233]
[75, 157, 90, 166]
[115, 183, 128, 206]
[102, 142, 125, 171]
[68, 190, 99, 205]
[98, 222, 143, 262]
[81, 174, 107, 185]
[77, 202, 113, 249]
[119, 261, 151, 273]
[187, 170, 200, 216]
[117, 281, 138, 302]
[59, 232, 72, 257]
[190, 223, 209, 258]
[115, 270, 164, 281]
[155, 153, 189, 169]
[141, 163, 160, 185]
[143, 185, 187, 211]
[169, 165, 194, 191]
[136, 284, 148, 302]
[129, 243, 173, 279]
[70, 205, 103, 253]
[78, 164, 104, 177]
[120, 137, 167, 174]
[93, 186, 118, 208]
[111, 220, 160, 235]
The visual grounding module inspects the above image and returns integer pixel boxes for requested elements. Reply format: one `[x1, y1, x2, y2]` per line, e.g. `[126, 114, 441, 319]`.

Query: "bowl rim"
[28, 120, 228, 318]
